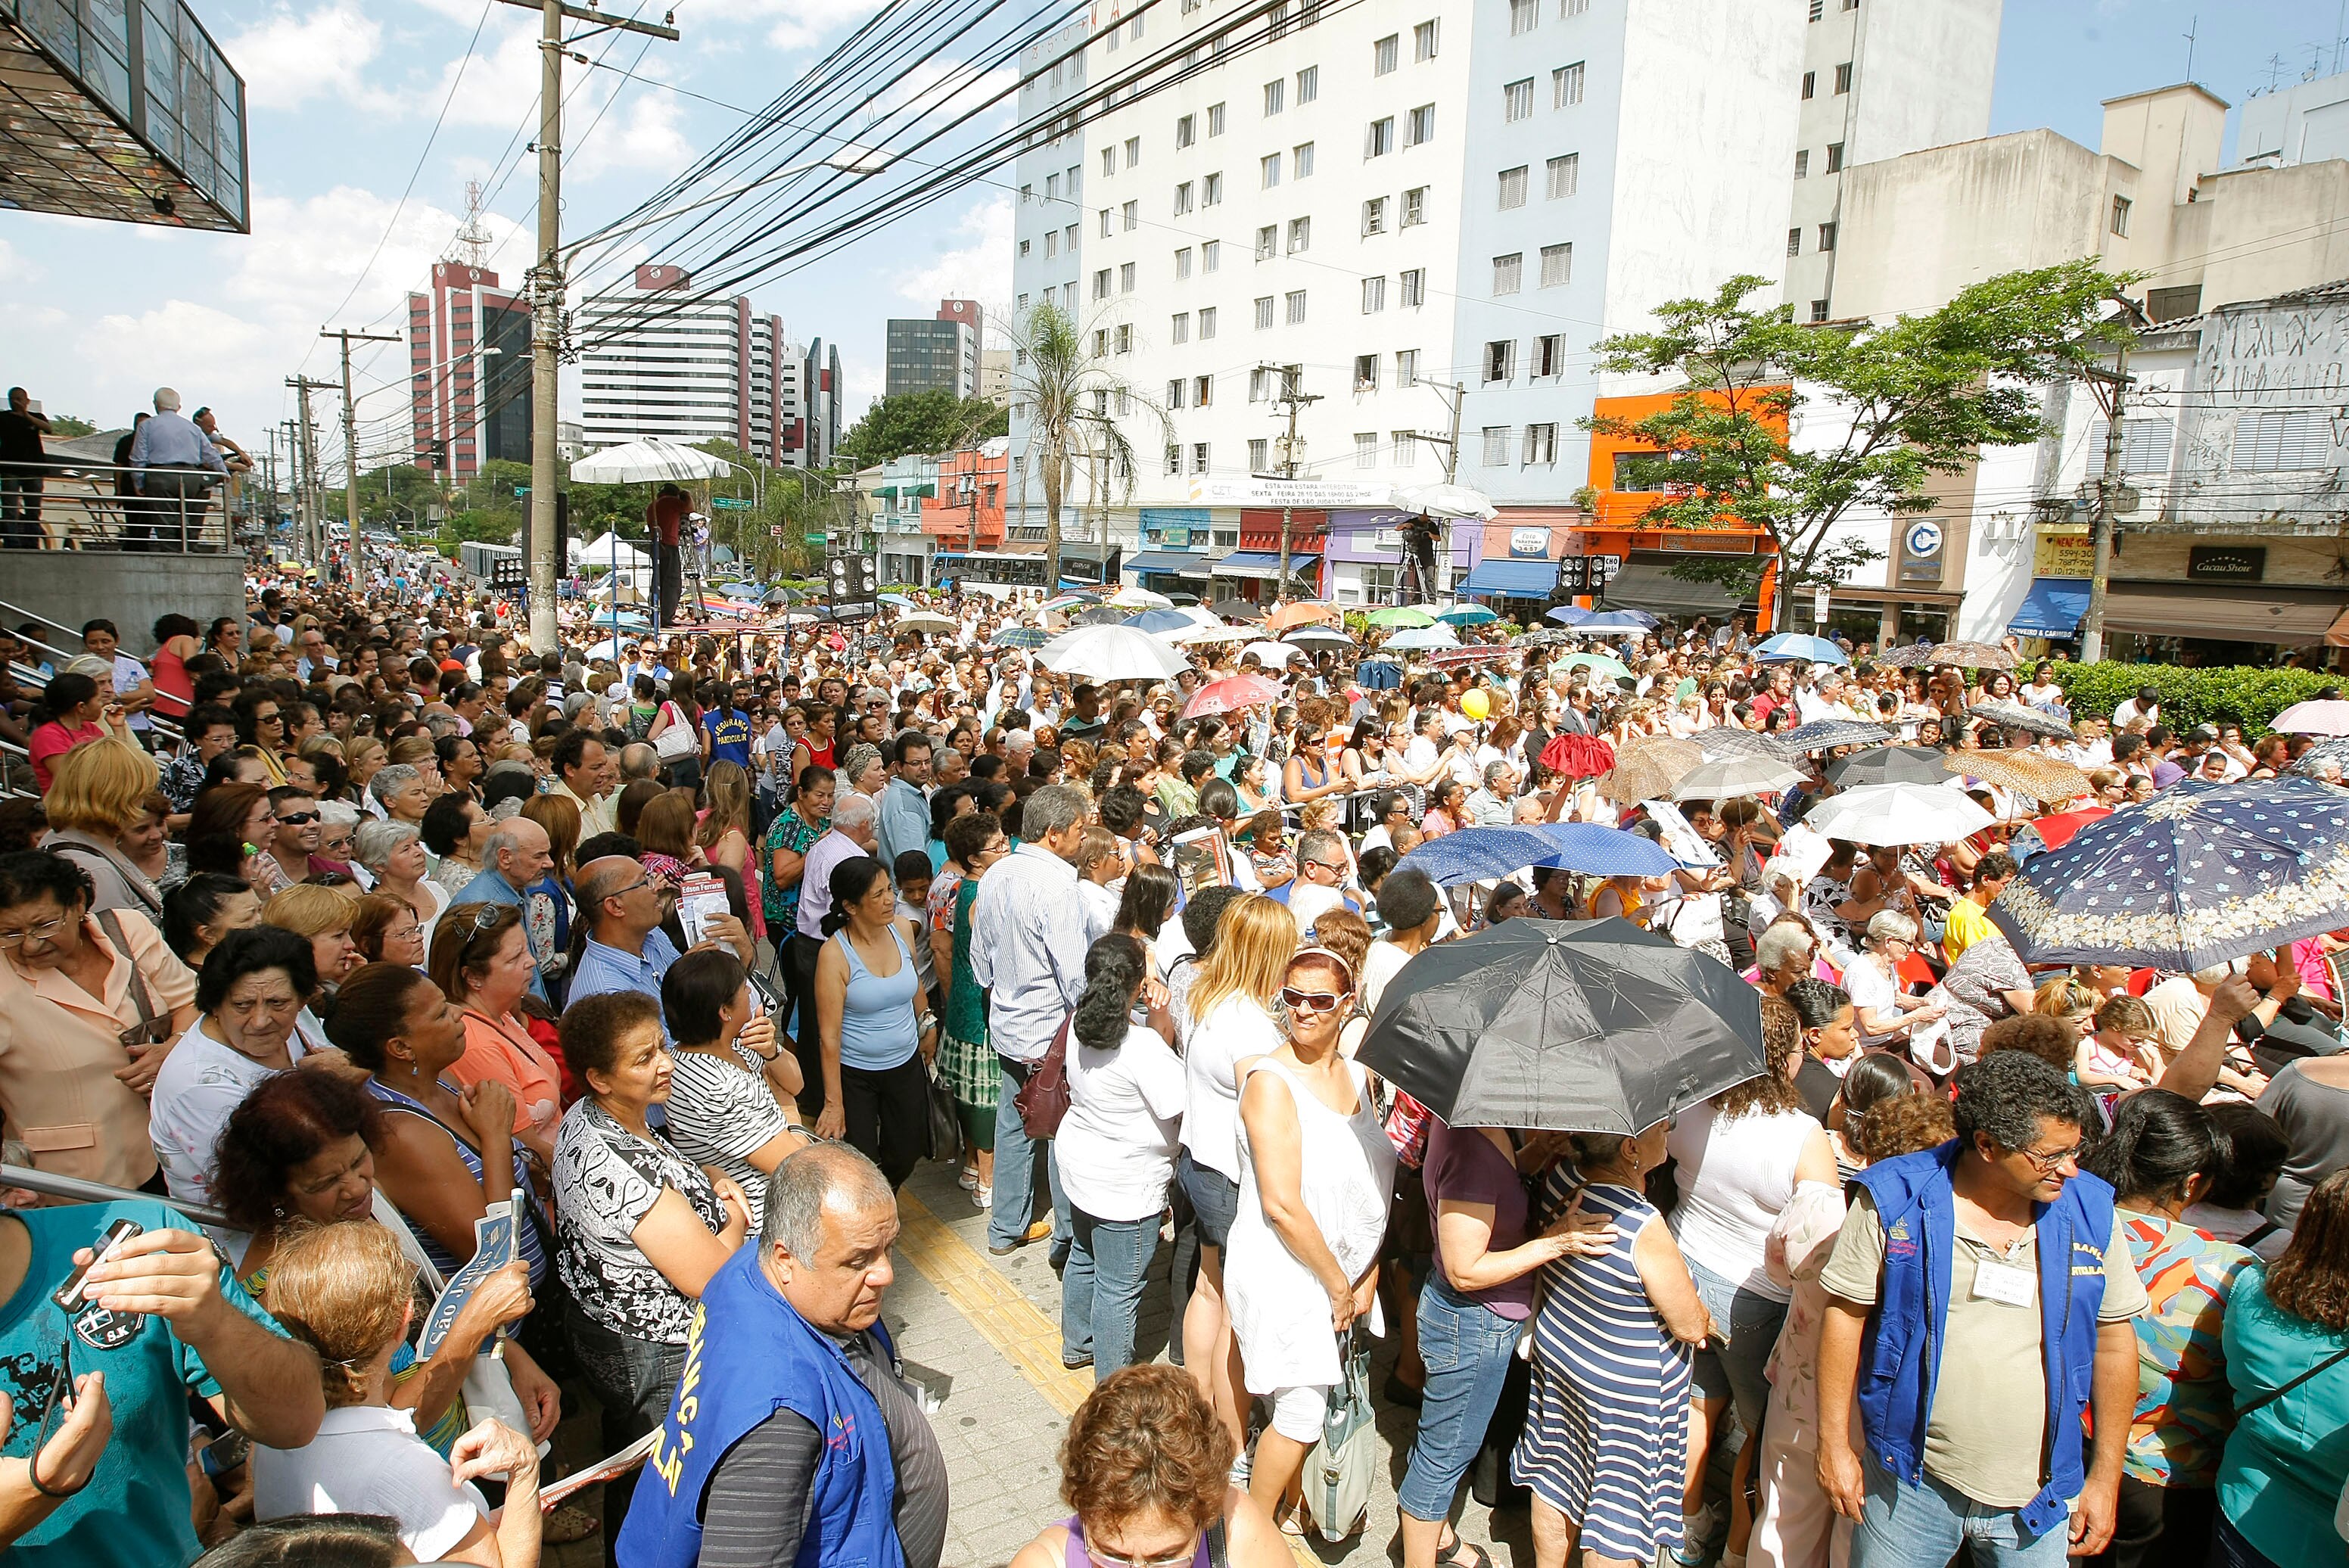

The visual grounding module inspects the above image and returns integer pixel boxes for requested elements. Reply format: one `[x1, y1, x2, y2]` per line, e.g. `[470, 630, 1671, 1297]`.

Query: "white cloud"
[219, 3, 392, 113]
[571, 92, 695, 181]
[433, 23, 548, 128]
[0, 238, 39, 289]
[889, 195, 1013, 311]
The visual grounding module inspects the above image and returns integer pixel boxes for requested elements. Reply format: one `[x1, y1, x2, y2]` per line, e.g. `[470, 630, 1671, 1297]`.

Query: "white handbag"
[652, 702, 695, 762]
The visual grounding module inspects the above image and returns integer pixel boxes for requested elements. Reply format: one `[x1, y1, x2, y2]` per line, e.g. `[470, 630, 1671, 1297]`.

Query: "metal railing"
[0, 597, 188, 753]
[1, 1163, 229, 1227]
[0, 459, 245, 553]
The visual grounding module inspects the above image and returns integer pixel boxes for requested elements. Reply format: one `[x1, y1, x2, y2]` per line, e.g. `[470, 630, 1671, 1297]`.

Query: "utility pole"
[285, 380, 336, 565]
[500, 0, 681, 655]
[1264, 362, 1320, 597]
[322, 329, 402, 590]
[2080, 296, 2146, 663]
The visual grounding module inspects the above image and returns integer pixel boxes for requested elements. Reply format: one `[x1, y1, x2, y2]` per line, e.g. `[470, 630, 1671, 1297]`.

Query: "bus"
[459, 540, 524, 589]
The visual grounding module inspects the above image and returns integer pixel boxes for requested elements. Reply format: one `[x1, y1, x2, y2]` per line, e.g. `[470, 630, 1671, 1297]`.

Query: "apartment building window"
[1794, 148, 1809, 178]
[1355, 354, 1380, 391]
[1068, 165, 1082, 198]
[1493, 252, 1523, 294]
[1498, 165, 1529, 208]
[1363, 195, 1388, 234]
[1809, 299, 1830, 322]
[1395, 349, 1417, 384]
[2234, 409, 2329, 469]
[1510, 0, 1537, 34]
[1825, 141, 1843, 172]
[1361, 275, 1386, 313]
[1171, 313, 1190, 344]
[1191, 442, 1210, 474]
[1355, 432, 1379, 468]
[1049, 172, 1062, 198]
[1203, 239, 1221, 269]
[1017, 291, 1028, 312]
[1482, 425, 1511, 465]
[1485, 340, 1516, 381]
[1020, 183, 1032, 203]
[1176, 113, 1196, 148]
[1065, 223, 1078, 249]
[1122, 199, 1138, 230]
[1099, 147, 1114, 177]
[1392, 430, 1417, 465]
[1268, 0, 1291, 37]
[1121, 260, 1137, 290]
[1547, 152, 1579, 198]
[1539, 242, 1571, 286]
[1249, 437, 1271, 469]
[1786, 227, 1801, 257]
[1099, 329, 1112, 356]
[1203, 173, 1224, 204]
[1564, 0, 1588, 13]
[1287, 216, 1311, 253]
[1255, 224, 1277, 260]
[1167, 378, 1188, 409]
[1414, 18, 1438, 59]
[1374, 33, 1398, 73]
[1816, 222, 1836, 251]
[2110, 194, 2131, 235]
[1297, 66, 1318, 103]
[1264, 78, 1284, 116]
[1504, 78, 1535, 121]
[1094, 267, 1112, 299]
[1533, 333, 1562, 375]
[1402, 186, 1427, 225]
[1040, 232, 1053, 257]
[1249, 368, 1271, 402]
[1165, 444, 1182, 478]
[1115, 324, 1133, 352]
[1401, 268, 1426, 306]
[1124, 136, 1140, 166]
[1367, 117, 1395, 157]
[1809, 0, 1822, 16]
[1199, 306, 1217, 337]
[1209, 102, 1227, 135]
[1255, 296, 1276, 330]
[1525, 422, 1557, 464]
[1174, 247, 1193, 278]
[1554, 61, 1585, 107]
[1261, 152, 1282, 187]
[1801, 70, 1815, 99]
[1408, 104, 1435, 145]
[1286, 290, 1308, 324]
[1834, 61, 1852, 93]
[1194, 375, 1213, 406]
[1041, 285, 1054, 306]
[1099, 207, 1112, 237]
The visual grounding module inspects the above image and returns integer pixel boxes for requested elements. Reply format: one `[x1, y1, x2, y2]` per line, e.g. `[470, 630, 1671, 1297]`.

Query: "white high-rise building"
[578, 264, 817, 465]
[1009, 0, 1982, 600]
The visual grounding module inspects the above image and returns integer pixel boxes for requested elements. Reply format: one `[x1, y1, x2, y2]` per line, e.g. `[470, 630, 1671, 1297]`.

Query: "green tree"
[1585, 261, 2136, 627]
[838, 389, 1006, 468]
[47, 415, 98, 439]
[1009, 303, 1164, 586]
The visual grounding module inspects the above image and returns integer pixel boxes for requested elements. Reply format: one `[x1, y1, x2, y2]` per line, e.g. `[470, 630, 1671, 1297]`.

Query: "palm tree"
[1008, 301, 1165, 589]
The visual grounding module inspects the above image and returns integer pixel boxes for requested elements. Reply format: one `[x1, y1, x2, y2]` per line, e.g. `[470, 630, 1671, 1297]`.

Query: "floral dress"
[761, 806, 827, 933]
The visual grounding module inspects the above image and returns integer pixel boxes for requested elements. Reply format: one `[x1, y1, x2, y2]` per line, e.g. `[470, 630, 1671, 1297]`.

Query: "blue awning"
[1458, 558, 1557, 598]
[1126, 549, 1210, 574]
[1212, 551, 1321, 579]
[2008, 577, 2091, 637]
[931, 551, 967, 562]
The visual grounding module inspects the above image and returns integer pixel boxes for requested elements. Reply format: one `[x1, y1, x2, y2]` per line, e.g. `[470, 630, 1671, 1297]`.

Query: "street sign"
[768, 525, 783, 538]
[514, 486, 529, 497]
[712, 496, 751, 510]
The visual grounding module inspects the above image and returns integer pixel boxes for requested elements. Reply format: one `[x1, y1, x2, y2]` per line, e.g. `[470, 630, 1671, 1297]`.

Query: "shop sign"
[2033, 526, 2093, 578]
[2186, 546, 2265, 583]
[1508, 527, 1550, 558]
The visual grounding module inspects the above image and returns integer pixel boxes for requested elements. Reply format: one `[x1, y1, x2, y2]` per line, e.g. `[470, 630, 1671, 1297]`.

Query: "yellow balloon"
[1461, 689, 1491, 721]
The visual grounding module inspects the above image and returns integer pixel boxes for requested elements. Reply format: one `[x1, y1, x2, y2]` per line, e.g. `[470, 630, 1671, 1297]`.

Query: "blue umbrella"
[1546, 605, 1595, 627]
[1123, 608, 1196, 634]
[1585, 608, 1660, 629]
[1356, 659, 1404, 689]
[1435, 604, 1500, 626]
[1400, 824, 1677, 888]
[1988, 776, 2349, 970]
[879, 592, 918, 609]
[1574, 612, 1656, 636]
[992, 626, 1048, 649]
[1385, 624, 1461, 651]
[1753, 633, 1849, 665]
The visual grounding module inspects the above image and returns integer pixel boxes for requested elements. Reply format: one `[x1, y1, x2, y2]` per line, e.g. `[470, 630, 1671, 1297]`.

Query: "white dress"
[1225, 1056, 1398, 1394]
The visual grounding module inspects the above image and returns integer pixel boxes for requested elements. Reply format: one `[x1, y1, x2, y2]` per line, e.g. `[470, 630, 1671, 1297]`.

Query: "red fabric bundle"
[1540, 733, 1617, 779]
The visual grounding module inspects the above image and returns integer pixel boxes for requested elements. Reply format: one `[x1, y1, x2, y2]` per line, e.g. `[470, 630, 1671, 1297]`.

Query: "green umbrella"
[1367, 605, 1435, 628]
[1555, 651, 1635, 683]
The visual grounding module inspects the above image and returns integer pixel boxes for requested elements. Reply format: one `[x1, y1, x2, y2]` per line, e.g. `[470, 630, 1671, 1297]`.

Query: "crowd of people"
[0, 559, 2341, 1568]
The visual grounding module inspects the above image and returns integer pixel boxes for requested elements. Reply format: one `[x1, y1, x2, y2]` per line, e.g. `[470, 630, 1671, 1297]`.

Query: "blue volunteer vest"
[617, 1246, 904, 1568]
[1850, 1140, 2114, 1540]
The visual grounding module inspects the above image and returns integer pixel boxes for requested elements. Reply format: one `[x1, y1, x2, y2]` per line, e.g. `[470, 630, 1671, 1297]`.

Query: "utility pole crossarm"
[321, 329, 404, 590]
[493, 0, 678, 39]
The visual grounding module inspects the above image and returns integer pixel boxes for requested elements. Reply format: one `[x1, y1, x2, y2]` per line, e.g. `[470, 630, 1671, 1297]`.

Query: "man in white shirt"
[2112, 686, 2160, 730]
[1283, 828, 1361, 938]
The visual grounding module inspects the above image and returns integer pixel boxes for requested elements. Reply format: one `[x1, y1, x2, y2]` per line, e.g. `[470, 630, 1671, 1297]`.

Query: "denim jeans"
[1685, 1253, 1791, 1434]
[2205, 1514, 2282, 1568]
[1850, 1452, 2076, 1568]
[1396, 1277, 1523, 1523]
[988, 1056, 1070, 1252]
[1062, 1209, 1161, 1374]
[568, 1303, 687, 1568]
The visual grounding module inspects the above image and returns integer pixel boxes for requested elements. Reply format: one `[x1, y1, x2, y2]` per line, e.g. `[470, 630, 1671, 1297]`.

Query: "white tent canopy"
[568, 437, 730, 484]
[577, 533, 652, 567]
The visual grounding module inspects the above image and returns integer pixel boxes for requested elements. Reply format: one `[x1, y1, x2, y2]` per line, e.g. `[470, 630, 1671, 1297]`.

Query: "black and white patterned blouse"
[552, 1097, 730, 1344]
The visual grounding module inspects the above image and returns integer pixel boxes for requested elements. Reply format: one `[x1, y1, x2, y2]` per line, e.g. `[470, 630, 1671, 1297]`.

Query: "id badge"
[1971, 1258, 2036, 1307]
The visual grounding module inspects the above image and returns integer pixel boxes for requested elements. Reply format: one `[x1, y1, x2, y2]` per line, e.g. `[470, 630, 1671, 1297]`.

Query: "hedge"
[2047, 661, 2335, 734]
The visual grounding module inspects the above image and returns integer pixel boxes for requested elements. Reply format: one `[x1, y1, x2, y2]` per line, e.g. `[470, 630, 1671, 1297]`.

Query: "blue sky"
[5, 0, 2344, 473]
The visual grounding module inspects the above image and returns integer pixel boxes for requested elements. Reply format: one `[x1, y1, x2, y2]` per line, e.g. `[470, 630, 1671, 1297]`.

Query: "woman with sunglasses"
[1224, 945, 1397, 1533]
[1011, 1365, 1290, 1568]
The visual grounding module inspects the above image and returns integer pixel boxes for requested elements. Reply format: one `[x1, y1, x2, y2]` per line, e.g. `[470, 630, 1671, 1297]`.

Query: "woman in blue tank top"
[813, 854, 935, 1187]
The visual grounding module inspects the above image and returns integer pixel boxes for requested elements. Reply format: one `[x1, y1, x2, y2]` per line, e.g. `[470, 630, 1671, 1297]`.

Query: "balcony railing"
[0, 458, 244, 552]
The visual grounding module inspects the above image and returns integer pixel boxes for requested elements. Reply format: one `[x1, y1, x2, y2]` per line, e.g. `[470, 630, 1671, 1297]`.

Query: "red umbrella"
[2027, 804, 2111, 850]
[1181, 673, 1287, 720]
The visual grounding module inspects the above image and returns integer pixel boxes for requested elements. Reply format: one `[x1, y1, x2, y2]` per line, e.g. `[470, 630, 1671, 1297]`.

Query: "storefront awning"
[2008, 577, 2089, 638]
[1599, 562, 1744, 618]
[1127, 550, 1209, 574]
[1458, 558, 1557, 598]
[2102, 583, 2344, 645]
[1211, 551, 1321, 580]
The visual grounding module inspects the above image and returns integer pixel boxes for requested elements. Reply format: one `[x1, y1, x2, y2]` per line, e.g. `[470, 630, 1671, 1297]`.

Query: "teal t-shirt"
[0, 1200, 283, 1568]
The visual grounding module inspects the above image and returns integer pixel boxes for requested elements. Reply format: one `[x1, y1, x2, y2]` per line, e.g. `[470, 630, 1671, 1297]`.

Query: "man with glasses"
[261, 786, 322, 887]
[1279, 828, 1359, 940]
[1812, 1051, 2148, 1566]
[568, 854, 685, 1013]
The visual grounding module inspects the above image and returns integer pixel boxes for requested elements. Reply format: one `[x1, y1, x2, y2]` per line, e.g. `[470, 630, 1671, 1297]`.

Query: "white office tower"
[577, 263, 776, 453]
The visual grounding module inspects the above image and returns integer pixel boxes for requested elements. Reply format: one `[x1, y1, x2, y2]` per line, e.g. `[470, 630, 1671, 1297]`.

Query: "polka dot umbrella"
[1987, 776, 2349, 969]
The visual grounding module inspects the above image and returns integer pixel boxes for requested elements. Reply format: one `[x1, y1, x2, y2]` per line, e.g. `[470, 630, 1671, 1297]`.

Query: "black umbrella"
[1769, 719, 1896, 755]
[1357, 917, 1765, 1134]
[1211, 598, 1267, 623]
[1069, 606, 1131, 627]
[1828, 745, 1946, 786]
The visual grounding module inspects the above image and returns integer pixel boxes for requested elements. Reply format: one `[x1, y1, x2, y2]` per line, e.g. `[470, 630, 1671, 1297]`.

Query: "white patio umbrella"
[1399, 483, 1498, 521]
[1804, 782, 1995, 847]
[1168, 622, 1259, 645]
[1038, 624, 1192, 683]
[1107, 586, 1175, 608]
[1669, 755, 1806, 801]
[1243, 639, 1307, 665]
[568, 437, 730, 484]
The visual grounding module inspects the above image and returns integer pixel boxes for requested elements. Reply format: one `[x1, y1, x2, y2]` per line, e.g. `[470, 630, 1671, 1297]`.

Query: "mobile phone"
[51, 1218, 141, 1314]
[54, 1217, 147, 1349]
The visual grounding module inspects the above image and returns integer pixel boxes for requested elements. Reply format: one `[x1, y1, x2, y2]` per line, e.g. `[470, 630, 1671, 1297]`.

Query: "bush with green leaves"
[2046, 661, 2335, 735]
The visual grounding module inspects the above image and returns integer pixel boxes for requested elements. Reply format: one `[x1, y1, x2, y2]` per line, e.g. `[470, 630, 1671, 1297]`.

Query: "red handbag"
[1012, 1014, 1072, 1140]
